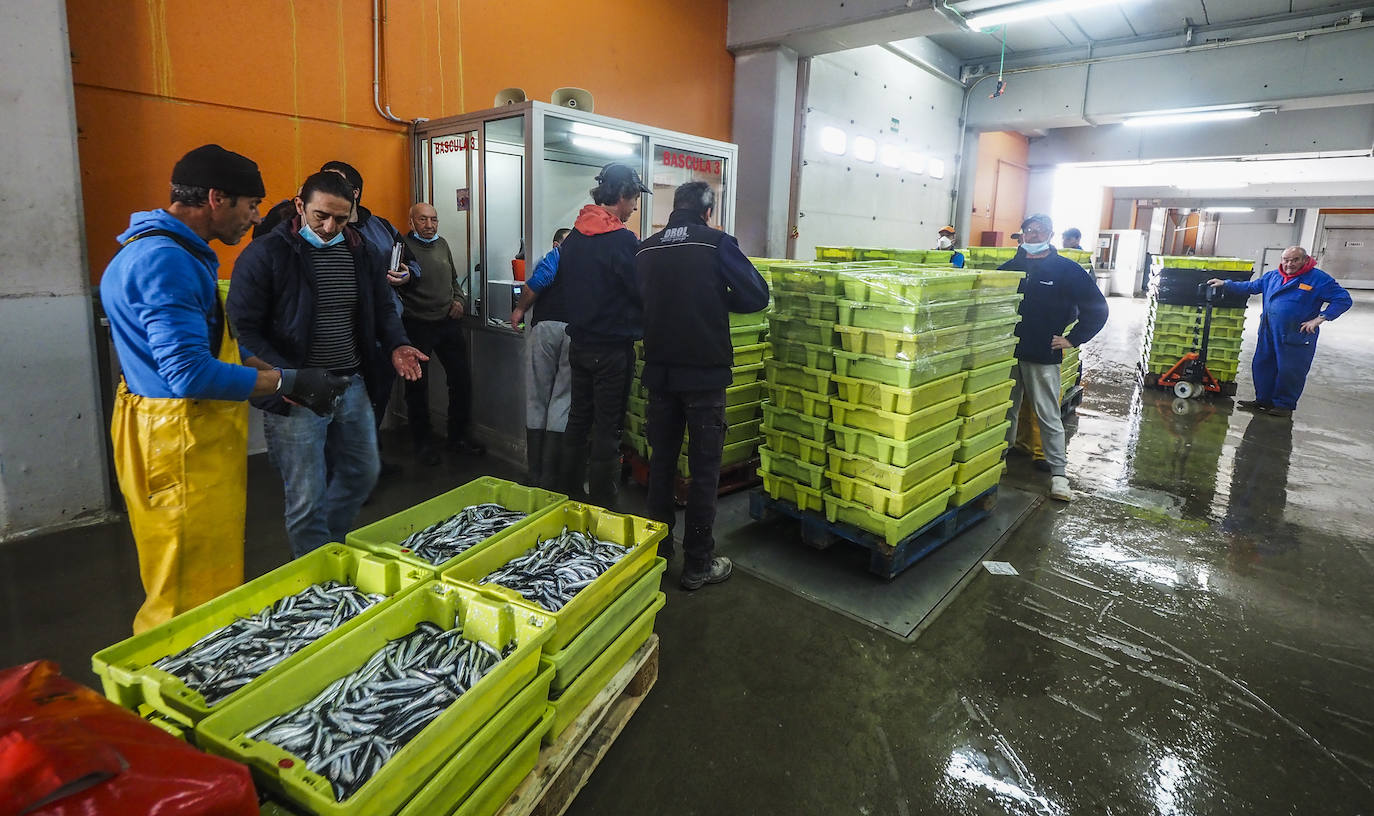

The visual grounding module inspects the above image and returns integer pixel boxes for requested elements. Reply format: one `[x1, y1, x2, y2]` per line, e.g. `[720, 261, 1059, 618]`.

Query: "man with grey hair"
[998, 213, 1109, 502]
[636, 181, 770, 589]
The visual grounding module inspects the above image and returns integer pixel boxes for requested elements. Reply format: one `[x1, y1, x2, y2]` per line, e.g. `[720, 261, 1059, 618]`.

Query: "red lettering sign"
[661, 150, 722, 175]
[434, 136, 476, 154]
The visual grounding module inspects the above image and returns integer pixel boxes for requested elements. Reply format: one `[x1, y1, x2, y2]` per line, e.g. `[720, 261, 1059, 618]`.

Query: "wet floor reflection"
[1221, 415, 1297, 559]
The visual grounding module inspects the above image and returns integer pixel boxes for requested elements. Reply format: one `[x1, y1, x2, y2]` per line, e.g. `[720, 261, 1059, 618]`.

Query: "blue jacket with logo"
[999, 249, 1109, 364]
[1221, 266, 1351, 342]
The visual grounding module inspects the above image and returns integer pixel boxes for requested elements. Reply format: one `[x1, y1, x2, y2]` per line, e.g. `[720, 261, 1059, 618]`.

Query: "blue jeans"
[262, 376, 380, 558]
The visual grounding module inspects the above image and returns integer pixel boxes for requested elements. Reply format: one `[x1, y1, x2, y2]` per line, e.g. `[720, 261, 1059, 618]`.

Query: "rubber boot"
[586, 456, 621, 510]
[525, 428, 545, 487]
[539, 431, 564, 492]
[558, 438, 590, 501]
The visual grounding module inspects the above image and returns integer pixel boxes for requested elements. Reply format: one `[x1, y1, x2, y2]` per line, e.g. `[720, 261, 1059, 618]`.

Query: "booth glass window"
[651, 145, 729, 232]
[483, 116, 527, 321]
[427, 129, 480, 313]
[541, 115, 647, 241]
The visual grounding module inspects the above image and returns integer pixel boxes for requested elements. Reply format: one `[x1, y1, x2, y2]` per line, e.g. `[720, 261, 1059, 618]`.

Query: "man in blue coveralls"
[1208, 246, 1352, 418]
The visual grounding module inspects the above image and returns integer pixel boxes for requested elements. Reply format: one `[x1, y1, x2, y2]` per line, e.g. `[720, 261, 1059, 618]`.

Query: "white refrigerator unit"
[1096, 229, 1148, 296]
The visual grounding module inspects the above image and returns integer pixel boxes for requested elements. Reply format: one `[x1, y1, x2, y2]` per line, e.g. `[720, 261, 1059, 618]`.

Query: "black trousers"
[560, 340, 633, 507]
[646, 387, 726, 573]
[401, 315, 472, 447]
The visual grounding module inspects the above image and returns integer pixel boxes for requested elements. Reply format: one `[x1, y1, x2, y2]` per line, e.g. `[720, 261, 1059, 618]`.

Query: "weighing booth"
[410, 102, 740, 461]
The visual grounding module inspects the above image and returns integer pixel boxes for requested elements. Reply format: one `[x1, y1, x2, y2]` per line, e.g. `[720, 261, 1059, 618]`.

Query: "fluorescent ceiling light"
[570, 122, 637, 143]
[879, 145, 902, 168]
[820, 126, 847, 156]
[1172, 180, 1248, 190]
[928, 158, 946, 179]
[853, 136, 877, 163]
[1203, 207, 1254, 213]
[570, 136, 633, 156]
[1124, 109, 1264, 128]
[903, 152, 926, 174]
[965, 0, 1128, 31]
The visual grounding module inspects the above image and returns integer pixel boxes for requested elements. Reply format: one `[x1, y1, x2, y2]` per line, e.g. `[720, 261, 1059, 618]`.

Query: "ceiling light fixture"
[570, 136, 633, 156]
[964, 0, 1129, 31]
[570, 122, 638, 143]
[1124, 109, 1270, 128]
[1203, 207, 1255, 213]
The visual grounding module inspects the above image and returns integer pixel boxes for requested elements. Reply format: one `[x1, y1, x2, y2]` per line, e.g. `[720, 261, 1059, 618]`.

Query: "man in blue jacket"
[1208, 246, 1352, 418]
[555, 163, 649, 508]
[999, 214, 1109, 502]
[511, 227, 573, 487]
[100, 145, 348, 632]
[638, 182, 770, 589]
[228, 171, 428, 558]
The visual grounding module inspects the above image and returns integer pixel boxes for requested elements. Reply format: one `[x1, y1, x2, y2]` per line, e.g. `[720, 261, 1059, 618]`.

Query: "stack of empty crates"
[1141, 255, 1252, 393]
[759, 249, 1026, 547]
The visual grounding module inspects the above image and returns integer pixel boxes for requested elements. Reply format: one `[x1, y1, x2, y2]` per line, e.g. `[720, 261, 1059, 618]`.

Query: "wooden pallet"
[623, 450, 762, 506]
[748, 488, 998, 580]
[497, 634, 659, 816]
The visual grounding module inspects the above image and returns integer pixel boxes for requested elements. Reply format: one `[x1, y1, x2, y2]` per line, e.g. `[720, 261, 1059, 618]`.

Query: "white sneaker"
[1050, 475, 1074, 502]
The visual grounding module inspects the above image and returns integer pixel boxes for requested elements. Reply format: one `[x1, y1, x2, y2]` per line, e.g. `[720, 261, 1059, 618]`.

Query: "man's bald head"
[410, 202, 439, 240]
[1281, 246, 1312, 275]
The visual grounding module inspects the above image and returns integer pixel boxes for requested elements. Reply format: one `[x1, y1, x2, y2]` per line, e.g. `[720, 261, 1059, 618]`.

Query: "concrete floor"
[3, 294, 1372, 814]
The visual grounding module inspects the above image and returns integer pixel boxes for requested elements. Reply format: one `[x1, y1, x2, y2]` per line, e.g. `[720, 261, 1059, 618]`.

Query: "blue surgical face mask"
[299, 224, 344, 248]
[411, 232, 439, 244]
[1022, 240, 1051, 254]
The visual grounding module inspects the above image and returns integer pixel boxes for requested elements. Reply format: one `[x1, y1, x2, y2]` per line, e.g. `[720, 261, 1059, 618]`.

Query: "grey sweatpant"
[525, 320, 572, 432]
[1007, 361, 1067, 477]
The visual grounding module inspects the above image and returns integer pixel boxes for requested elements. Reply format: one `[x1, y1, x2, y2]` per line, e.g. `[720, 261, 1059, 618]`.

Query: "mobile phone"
[389, 242, 404, 273]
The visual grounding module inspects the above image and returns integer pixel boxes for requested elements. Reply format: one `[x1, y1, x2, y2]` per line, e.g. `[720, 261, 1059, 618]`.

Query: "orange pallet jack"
[1158, 282, 1224, 399]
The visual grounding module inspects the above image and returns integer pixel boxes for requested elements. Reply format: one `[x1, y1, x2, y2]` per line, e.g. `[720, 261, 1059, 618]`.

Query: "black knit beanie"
[171, 144, 266, 198]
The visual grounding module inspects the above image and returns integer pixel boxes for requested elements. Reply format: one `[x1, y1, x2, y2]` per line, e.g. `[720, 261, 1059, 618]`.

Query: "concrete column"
[731, 46, 799, 258]
[954, 129, 979, 246]
[0, 0, 111, 539]
[1297, 208, 1321, 254]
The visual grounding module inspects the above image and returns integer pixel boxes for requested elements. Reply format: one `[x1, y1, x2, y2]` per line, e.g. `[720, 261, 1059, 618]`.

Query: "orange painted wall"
[967, 131, 1030, 245]
[68, 0, 734, 279]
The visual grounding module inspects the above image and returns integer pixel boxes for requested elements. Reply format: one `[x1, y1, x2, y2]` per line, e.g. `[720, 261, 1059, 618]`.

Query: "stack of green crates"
[1141, 256, 1251, 384]
[1061, 346, 1082, 401]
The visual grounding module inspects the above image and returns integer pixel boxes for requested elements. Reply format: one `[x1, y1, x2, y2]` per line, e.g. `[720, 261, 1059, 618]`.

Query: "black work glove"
[279, 368, 350, 416]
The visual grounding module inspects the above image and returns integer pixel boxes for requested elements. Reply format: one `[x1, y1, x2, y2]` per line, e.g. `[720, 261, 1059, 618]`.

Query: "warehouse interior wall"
[67, 0, 734, 280]
[966, 131, 1029, 246]
[793, 45, 962, 259]
[1211, 210, 1300, 273]
[0, 0, 110, 540]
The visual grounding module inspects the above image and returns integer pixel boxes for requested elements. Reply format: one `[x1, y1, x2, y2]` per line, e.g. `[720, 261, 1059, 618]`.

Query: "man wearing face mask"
[998, 213, 1108, 502]
[228, 171, 429, 558]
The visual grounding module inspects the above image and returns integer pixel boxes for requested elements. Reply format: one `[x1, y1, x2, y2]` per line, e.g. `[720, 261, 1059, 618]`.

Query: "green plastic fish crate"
[1206, 324, 1245, 341]
[92, 544, 431, 730]
[773, 264, 845, 295]
[826, 442, 958, 493]
[823, 487, 956, 547]
[624, 429, 650, 460]
[195, 581, 553, 816]
[762, 429, 829, 466]
[958, 400, 1013, 438]
[852, 247, 894, 261]
[625, 412, 646, 437]
[395, 664, 554, 816]
[954, 420, 1011, 462]
[760, 471, 825, 512]
[831, 395, 964, 441]
[733, 342, 771, 366]
[954, 442, 1008, 482]
[827, 464, 958, 517]
[452, 708, 554, 816]
[829, 417, 963, 467]
[762, 403, 831, 444]
[677, 438, 762, 476]
[890, 249, 928, 264]
[832, 347, 965, 388]
[966, 315, 1022, 345]
[769, 338, 836, 371]
[626, 394, 646, 418]
[730, 310, 770, 327]
[730, 323, 769, 346]
[960, 380, 1015, 416]
[763, 358, 834, 393]
[543, 557, 664, 694]
[964, 338, 1018, 369]
[769, 314, 836, 346]
[951, 462, 1007, 507]
[974, 269, 1025, 293]
[759, 446, 828, 489]
[774, 291, 840, 321]
[347, 477, 569, 573]
[725, 400, 763, 425]
[441, 503, 666, 653]
[815, 245, 855, 261]
[969, 293, 1024, 322]
[730, 362, 766, 386]
[1061, 346, 1081, 368]
[831, 370, 968, 414]
[765, 382, 832, 418]
[836, 298, 974, 333]
[841, 271, 978, 304]
[545, 593, 663, 742]
[727, 380, 767, 405]
[963, 359, 1016, 393]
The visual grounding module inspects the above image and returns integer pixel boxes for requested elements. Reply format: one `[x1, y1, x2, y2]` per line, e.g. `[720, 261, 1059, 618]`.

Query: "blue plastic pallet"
[748, 487, 998, 580]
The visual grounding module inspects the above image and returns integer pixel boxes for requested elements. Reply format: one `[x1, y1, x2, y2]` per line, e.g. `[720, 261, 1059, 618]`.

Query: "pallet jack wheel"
[1173, 380, 1201, 399]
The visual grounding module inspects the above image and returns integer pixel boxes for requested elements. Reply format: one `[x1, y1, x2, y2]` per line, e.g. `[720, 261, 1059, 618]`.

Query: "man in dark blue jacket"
[1208, 246, 1351, 417]
[228, 171, 428, 557]
[555, 163, 649, 508]
[638, 182, 770, 589]
[999, 213, 1108, 502]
